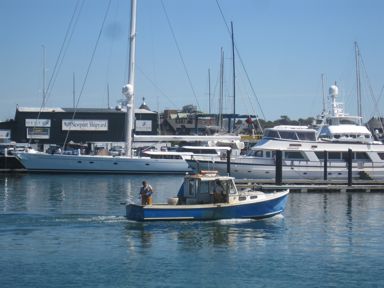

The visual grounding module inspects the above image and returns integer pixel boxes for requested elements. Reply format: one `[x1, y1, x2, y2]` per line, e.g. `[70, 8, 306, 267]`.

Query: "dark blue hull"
[126, 192, 288, 221]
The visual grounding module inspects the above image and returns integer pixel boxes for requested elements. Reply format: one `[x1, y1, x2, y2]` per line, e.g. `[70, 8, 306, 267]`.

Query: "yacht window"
[340, 119, 356, 125]
[334, 134, 341, 139]
[246, 150, 261, 157]
[297, 131, 316, 141]
[265, 151, 272, 158]
[279, 131, 298, 140]
[315, 151, 324, 160]
[378, 153, 384, 160]
[342, 152, 352, 161]
[264, 130, 279, 138]
[328, 152, 341, 160]
[284, 151, 305, 160]
[320, 134, 330, 139]
[355, 152, 370, 161]
[181, 148, 217, 155]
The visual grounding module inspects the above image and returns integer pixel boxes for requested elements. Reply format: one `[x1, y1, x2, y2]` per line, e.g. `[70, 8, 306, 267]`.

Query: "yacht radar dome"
[329, 84, 339, 97]
[122, 84, 133, 99]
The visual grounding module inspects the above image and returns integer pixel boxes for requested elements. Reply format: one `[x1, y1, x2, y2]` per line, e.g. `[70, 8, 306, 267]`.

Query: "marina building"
[0, 106, 158, 150]
[0, 100, 256, 152]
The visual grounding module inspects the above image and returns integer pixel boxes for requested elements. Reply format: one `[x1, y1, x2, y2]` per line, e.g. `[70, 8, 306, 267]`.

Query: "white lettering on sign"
[25, 119, 51, 127]
[62, 120, 108, 131]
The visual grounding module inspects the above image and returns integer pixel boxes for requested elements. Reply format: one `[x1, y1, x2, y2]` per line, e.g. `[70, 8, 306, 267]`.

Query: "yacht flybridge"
[316, 84, 375, 143]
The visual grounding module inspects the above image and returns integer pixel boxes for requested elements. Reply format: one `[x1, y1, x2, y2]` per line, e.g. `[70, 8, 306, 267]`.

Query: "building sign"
[136, 120, 152, 132]
[62, 119, 108, 131]
[25, 119, 51, 127]
[0, 130, 11, 139]
[26, 127, 50, 139]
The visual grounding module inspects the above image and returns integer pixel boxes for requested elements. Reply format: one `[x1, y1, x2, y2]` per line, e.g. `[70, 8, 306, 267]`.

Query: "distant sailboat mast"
[219, 48, 224, 129]
[73, 72, 76, 108]
[208, 68, 211, 114]
[321, 73, 326, 116]
[42, 44, 47, 107]
[355, 41, 362, 124]
[122, 0, 137, 157]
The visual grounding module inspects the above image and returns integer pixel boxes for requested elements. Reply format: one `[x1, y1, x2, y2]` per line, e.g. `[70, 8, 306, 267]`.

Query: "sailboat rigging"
[14, 0, 192, 174]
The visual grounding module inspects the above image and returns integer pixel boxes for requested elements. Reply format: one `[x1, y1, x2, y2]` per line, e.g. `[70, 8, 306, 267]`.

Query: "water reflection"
[285, 192, 384, 256]
[0, 174, 184, 214]
[123, 216, 286, 251]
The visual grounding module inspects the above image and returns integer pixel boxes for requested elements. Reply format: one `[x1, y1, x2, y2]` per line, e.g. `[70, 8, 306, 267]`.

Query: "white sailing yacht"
[15, 0, 192, 174]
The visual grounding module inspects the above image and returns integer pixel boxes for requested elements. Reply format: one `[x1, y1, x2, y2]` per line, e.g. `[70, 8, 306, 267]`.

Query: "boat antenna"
[122, 0, 137, 157]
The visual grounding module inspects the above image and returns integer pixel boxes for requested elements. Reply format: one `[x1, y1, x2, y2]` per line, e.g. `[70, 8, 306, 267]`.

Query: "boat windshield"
[296, 131, 316, 141]
[264, 128, 316, 141]
[327, 116, 361, 126]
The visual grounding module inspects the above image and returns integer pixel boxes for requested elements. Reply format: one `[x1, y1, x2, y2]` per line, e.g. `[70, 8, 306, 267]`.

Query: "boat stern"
[125, 204, 145, 221]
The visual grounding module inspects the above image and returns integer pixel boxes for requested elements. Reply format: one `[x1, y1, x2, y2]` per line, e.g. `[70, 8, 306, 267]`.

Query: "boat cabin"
[178, 172, 238, 205]
[318, 120, 374, 143]
[263, 126, 317, 141]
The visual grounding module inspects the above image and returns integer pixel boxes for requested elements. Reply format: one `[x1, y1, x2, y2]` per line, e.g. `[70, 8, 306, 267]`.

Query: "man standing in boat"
[213, 180, 225, 203]
[140, 181, 154, 205]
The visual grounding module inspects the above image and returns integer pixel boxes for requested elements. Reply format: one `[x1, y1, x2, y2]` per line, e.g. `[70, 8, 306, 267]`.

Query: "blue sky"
[1, 0, 384, 122]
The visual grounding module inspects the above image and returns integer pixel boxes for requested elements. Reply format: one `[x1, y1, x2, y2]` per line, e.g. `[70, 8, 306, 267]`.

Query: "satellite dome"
[122, 84, 133, 98]
[329, 84, 339, 97]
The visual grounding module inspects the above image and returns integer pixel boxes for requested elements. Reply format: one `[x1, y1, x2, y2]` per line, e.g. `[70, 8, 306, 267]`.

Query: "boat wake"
[77, 215, 128, 223]
[216, 218, 255, 225]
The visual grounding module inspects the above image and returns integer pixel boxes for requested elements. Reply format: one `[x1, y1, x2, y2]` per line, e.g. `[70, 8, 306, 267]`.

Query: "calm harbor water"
[1, 173, 383, 288]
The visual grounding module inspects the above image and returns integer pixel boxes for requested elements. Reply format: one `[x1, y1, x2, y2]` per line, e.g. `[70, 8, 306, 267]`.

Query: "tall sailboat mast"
[231, 22, 236, 132]
[354, 41, 362, 124]
[122, 0, 137, 157]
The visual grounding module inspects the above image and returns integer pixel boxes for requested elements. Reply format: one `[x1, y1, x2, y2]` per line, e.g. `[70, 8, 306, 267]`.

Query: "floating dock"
[235, 179, 384, 193]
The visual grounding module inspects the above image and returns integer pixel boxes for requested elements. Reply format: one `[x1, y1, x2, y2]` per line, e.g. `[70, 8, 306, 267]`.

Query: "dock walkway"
[235, 179, 384, 193]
